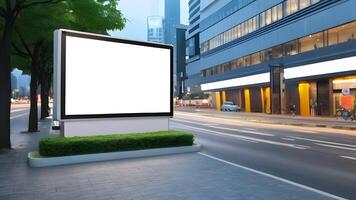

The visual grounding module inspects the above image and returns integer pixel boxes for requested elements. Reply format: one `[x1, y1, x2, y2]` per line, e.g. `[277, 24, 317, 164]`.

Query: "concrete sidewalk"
[175, 107, 356, 131]
[0, 118, 340, 200]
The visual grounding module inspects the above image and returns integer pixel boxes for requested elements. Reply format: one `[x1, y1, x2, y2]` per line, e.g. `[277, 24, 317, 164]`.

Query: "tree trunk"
[28, 48, 41, 132]
[40, 72, 50, 119]
[28, 69, 38, 132]
[0, 18, 16, 149]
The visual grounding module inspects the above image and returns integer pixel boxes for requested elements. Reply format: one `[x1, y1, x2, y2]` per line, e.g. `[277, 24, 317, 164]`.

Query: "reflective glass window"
[265, 9, 272, 25]
[251, 52, 261, 65]
[299, 32, 324, 53]
[299, 0, 310, 10]
[284, 40, 298, 56]
[260, 12, 266, 28]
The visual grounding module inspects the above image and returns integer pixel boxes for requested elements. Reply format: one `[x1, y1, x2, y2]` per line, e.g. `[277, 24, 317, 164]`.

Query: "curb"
[28, 144, 201, 167]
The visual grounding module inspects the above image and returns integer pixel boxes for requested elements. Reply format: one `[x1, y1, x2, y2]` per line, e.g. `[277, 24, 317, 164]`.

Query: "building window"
[284, 0, 298, 16]
[299, 32, 324, 53]
[251, 52, 261, 65]
[265, 9, 272, 25]
[243, 56, 251, 66]
[260, 12, 266, 28]
[328, 21, 356, 45]
[284, 40, 298, 56]
[277, 4, 283, 20]
[272, 6, 278, 22]
[200, 21, 356, 78]
[237, 57, 244, 68]
[272, 45, 283, 58]
[299, 0, 310, 10]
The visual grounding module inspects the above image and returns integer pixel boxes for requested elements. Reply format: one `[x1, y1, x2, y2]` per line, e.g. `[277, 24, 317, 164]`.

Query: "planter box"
[28, 144, 201, 167]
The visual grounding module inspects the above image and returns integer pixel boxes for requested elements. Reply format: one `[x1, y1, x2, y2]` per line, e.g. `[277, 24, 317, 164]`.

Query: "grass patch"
[39, 131, 194, 157]
[29, 151, 42, 158]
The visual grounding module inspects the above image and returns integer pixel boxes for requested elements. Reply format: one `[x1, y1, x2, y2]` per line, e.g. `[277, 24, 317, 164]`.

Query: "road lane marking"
[282, 137, 296, 141]
[172, 118, 212, 125]
[10, 113, 28, 119]
[243, 127, 257, 131]
[170, 125, 258, 143]
[290, 136, 356, 148]
[340, 156, 356, 161]
[173, 123, 309, 150]
[11, 108, 28, 113]
[198, 152, 347, 200]
[295, 129, 318, 134]
[315, 143, 356, 151]
[208, 125, 275, 137]
[202, 124, 218, 126]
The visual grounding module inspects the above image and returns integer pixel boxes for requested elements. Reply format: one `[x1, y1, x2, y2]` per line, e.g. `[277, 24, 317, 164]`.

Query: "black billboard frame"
[60, 30, 173, 120]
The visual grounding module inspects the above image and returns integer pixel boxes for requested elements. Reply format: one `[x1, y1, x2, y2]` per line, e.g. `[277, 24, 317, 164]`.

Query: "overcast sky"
[109, 0, 189, 41]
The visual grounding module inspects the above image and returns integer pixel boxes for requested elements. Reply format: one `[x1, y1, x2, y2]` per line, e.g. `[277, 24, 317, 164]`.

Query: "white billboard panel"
[58, 30, 172, 119]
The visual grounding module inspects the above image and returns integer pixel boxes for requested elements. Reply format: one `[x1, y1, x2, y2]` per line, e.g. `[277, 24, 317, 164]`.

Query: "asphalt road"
[9, 104, 356, 199]
[171, 111, 356, 200]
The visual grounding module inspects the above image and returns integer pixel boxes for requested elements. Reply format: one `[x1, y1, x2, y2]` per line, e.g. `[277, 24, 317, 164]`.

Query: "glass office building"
[186, 0, 356, 116]
[147, 16, 164, 43]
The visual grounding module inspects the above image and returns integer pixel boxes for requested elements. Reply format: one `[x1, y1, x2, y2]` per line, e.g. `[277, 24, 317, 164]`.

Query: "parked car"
[221, 101, 240, 112]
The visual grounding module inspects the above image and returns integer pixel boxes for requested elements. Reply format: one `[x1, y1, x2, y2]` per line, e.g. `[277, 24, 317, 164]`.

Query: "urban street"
[171, 109, 356, 200]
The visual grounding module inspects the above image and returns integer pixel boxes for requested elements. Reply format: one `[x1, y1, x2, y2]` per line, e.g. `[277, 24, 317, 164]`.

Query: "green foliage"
[11, 0, 126, 72]
[39, 131, 194, 157]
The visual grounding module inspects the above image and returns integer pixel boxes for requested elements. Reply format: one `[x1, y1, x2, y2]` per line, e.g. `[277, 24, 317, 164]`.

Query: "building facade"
[185, 0, 202, 97]
[164, 0, 181, 46]
[186, 0, 356, 116]
[176, 25, 188, 98]
[147, 16, 164, 43]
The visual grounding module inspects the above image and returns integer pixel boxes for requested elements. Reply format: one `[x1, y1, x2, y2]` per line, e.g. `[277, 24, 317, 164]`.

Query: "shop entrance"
[332, 76, 356, 115]
[261, 87, 271, 114]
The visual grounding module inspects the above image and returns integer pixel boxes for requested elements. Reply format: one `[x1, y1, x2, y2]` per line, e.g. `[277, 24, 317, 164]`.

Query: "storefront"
[332, 76, 356, 114]
[207, 55, 356, 117]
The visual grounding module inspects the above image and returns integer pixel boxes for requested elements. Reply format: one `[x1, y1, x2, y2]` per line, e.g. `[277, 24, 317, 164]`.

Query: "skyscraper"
[147, 16, 164, 43]
[164, 0, 180, 46]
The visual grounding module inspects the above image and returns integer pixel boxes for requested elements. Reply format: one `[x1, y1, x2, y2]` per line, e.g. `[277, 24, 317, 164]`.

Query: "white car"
[221, 101, 240, 112]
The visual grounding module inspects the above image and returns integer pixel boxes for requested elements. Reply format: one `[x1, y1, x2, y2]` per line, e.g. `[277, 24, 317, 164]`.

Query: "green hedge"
[39, 131, 194, 157]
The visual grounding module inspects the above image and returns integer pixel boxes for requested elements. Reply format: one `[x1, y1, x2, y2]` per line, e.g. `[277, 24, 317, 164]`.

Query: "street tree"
[11, 0, 126, 133]
[0, 0, 63, 148]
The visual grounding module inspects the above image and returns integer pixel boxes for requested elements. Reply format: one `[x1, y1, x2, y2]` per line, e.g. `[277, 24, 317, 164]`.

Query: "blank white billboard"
[61, 31, 172, 118]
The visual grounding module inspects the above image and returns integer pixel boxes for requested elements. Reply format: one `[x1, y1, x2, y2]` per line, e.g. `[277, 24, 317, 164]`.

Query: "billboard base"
[60, 117, 169, 137]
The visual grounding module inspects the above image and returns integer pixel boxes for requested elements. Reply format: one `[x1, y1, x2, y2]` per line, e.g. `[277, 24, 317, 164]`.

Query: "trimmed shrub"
[39, 131, 194, 157]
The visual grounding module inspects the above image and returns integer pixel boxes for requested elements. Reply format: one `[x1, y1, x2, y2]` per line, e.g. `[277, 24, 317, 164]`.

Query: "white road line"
[244, 127, 258, 131]
[198, 152, 347, 200]
[174, 123, 309, 150]
[202, 124, 218, 126]
[340, 156, 356, 161]
[295, 129, 318, 134]
[290, 136, 356, 148]
[208, 125, 275, 137]
[171, 118, 210, 125]
[315, 143, 356, 151]
[10, 108, 27, 113]
[282, 137, 296, 141]
[170, 125, 258, 143]
[10, 113, 28, 119]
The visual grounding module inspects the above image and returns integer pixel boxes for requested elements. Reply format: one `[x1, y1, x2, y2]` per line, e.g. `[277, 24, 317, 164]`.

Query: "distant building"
[11, 74, 18, 91]
[19, 74, 30, 97]
[164, 0, 180, 46]
[147, 16, 164, 43]
[175, 25, 188, 98]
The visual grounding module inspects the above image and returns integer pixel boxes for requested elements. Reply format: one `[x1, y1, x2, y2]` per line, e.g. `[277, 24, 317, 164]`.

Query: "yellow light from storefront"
[333, 77, 356, 84]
